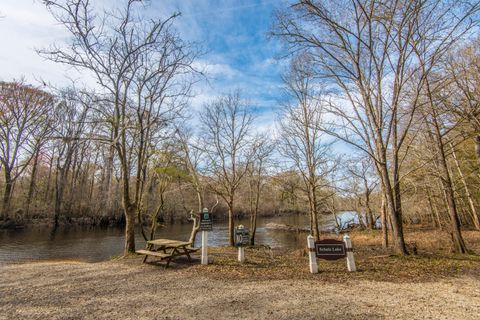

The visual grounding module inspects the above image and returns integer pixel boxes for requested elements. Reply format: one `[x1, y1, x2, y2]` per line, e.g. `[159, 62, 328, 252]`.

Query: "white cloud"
[192, 60, 238, 79]
[0, 1, 77, 85]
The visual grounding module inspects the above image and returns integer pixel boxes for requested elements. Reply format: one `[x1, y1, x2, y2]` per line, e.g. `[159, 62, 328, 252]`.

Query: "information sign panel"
[314, 239, 346, 260]
[199, 210, 212, 231]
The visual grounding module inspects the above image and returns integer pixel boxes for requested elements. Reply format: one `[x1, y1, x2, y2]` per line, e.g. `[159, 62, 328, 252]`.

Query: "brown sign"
[314, 239, 346, 260]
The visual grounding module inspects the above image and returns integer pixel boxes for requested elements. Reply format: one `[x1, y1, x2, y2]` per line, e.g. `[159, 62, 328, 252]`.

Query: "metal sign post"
[235, 225, 249, 263]
[199, 208, 212, 265]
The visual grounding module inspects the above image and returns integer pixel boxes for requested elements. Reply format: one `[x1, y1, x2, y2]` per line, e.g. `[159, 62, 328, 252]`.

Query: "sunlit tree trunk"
[381, 194, 388, 249]
[451, 145, 480, 230]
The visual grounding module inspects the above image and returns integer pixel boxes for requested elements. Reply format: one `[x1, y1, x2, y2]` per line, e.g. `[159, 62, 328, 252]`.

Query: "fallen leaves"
[183, 228, 480, 283]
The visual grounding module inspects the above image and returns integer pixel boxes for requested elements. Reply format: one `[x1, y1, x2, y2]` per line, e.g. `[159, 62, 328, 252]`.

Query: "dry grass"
[181, 227, 480, 283]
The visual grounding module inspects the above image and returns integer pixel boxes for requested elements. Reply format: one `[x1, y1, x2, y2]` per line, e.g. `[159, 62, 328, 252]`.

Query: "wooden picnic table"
[136, 239, 199, 268]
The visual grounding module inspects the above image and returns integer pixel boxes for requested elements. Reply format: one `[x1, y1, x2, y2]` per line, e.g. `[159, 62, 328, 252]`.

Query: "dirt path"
[1, 258, 479, 320]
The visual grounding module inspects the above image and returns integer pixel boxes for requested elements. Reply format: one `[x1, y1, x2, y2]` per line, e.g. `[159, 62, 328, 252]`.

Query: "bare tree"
[443, 38, 480, 163]
[450, 144, 480, 230]
[272, 170, 303, 213]
[138, 144, 188, 241]
[278, 55, 336, 240]
[175, 127, 206, 246]
[40, 0, 198, 254]
[199, 91, 254, 246]
[418, 69, 470, 253]
[0, 81, 54, 219]
[346, 157, 378, 229]
[50, 89, 91, 227]
[248, 134, 275, 245]
[274, 0, 480, 254]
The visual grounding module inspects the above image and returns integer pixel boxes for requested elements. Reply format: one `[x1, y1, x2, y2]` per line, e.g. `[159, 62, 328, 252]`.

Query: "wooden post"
[201, 230, 208, 265]
[238, 246, 245, 263]
[307, 235, 318, 273]
[343, 234, 356, 272]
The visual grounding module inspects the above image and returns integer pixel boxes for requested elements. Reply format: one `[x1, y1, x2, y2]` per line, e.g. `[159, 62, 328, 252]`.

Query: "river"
[0, 211, 358, 263]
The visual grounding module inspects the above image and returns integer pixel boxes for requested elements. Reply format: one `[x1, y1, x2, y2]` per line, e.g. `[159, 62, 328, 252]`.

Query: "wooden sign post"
[199, 208, 212, 265]
[343, 234, 356, 272]
[307, 235, 318, 273]
[307, 234, 356, 273]
[235, 225, 249, 263]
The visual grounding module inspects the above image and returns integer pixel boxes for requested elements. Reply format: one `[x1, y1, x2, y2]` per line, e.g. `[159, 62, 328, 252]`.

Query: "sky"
[0, 0, 292, 133]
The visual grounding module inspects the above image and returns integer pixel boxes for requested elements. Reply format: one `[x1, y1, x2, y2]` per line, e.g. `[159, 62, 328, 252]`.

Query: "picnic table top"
[147, 239, 191, 247]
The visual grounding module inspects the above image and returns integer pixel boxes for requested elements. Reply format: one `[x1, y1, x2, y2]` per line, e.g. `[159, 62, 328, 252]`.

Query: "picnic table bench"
[136, 239, 199, 268]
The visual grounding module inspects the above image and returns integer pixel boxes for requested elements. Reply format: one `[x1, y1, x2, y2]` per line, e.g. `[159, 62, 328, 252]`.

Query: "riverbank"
[0, 215, 125, 230]
[1, 229, 479, 319]
[0, 209, 309, 230]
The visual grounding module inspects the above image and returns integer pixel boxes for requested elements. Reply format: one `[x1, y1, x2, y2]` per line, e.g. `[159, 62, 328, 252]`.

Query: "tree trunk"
[249, 185, 260, 246]
[393, 177, 408, 252]
[475, 135, 480, 164]
[104, 143, 115, 215]
[1, 169, 13, 220]
[188, 186, 204, 247]
[54, 168, 67, 227]
[44, 150, 55, 203]
[189, 214, 200, 247]
[426, 187, 440, 229]
[250, 211, 257, 246]
[363, 179, 374, 229]
[378, 164, 408, 255]
[451, 145, 480, 230]
[87, 152, 99, 204]
[25, 148, 41, 217]
[426, 105, 468, 253]
[228, 197, 235, 246]
[66, 147, 83, 214]
[381, 194, 388, 249]
[311, 187, 320, 241]
[365, 189, 374, 229]
[100, 135, 115, 217]
[436, 148, 468, 253]
[124, 203, 136, 254]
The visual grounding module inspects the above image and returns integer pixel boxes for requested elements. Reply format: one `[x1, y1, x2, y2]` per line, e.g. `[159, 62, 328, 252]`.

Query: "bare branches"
[0, 81, 55, 218]
[40, 0, 199, 254]
[273, 0, 480, 254]
[278, 55, 337, 239]
[199, 91, 255, 245]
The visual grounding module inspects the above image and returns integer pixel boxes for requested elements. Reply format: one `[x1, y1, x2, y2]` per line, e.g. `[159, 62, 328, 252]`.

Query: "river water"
[0, 212, 357, 263]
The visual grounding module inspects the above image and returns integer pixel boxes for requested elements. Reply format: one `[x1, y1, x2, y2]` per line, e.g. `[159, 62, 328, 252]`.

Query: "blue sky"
[0, 0, 357, 158]
[0, 0, 291, 132]
[152, 0, 291, 130]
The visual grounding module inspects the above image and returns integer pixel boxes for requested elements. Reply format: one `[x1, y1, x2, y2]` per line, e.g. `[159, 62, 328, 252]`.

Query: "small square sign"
[199, 211, 212, 231]
[235, 227, 249, 247]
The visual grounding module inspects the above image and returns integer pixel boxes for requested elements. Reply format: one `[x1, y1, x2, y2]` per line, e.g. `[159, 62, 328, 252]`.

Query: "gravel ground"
[1, 258, 479, 320]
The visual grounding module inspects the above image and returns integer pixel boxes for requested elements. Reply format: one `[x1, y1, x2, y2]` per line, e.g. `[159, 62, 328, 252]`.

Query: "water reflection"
[0, 212, 357, 263]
